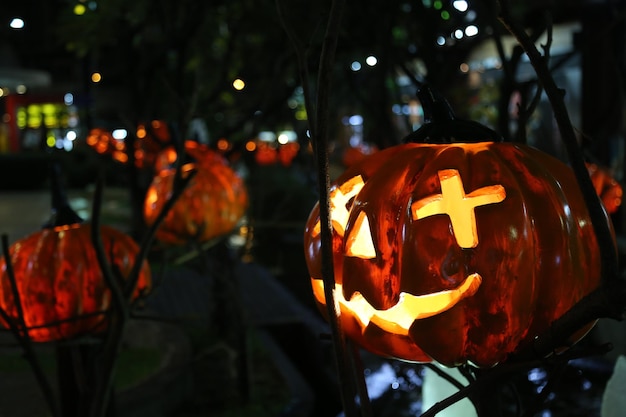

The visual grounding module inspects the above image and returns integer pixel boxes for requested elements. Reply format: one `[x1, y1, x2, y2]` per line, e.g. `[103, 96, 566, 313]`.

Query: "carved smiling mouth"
[311, 273, 482, 336]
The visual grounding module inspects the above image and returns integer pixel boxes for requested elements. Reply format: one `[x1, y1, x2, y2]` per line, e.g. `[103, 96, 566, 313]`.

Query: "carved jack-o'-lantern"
[304, 98, 611, 367]
[304, 143, 608, 367]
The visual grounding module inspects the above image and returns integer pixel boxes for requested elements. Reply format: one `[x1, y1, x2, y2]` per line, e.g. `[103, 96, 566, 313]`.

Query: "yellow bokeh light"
[91, 72, 102, 83]
[245, 141, 256, 152]
[232, 79, 245, 91]
[295, 109, 308, 121]
[74, 4, 86, 15]
[217, 138, 229, 151]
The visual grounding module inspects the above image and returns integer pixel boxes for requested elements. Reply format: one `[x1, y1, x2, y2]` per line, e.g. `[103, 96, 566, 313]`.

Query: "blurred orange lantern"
[255, 142, 278, 165]
[154, 140, 226, 172]
[278, 142, 300, 166]
[586, 162, 623, 214]
[145, 146, 248, 245]
[342, 142, 378, 168]
[86, 128, 113, 155]
[86, 121, 174, 169]
[304, 126, 610, 368]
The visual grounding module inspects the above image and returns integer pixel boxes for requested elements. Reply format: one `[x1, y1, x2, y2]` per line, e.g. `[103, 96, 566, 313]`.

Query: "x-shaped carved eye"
[345, 211, 375, 259]
[411, 169, 506, 248]
[342, 169, 506, 260]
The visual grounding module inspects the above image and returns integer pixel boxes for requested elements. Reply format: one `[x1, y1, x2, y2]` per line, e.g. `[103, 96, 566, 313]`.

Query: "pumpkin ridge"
[54, 229, 75, 339]
[468, 144, 537, 363]
[523, 147, 601, 335]
[37, 232, 58, 335]
[76, 226, 98, 332]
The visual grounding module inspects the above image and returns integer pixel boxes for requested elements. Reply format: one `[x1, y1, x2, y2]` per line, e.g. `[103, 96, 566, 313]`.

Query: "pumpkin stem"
[418, 84, 456, 124]
[403, 84, 502, 144]
[43, 162, 84, 229]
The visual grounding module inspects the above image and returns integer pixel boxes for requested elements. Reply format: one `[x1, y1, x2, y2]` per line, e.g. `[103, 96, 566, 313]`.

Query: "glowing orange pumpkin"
[144, 146, 248, 245]
[304, 141, 609, 367]
[0, 223, 151, 342]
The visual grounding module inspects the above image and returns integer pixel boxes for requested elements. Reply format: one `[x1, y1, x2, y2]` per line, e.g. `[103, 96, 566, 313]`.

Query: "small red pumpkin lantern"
[586, 162, 623, 214]
[255, 141, 279, 165]
[278, 141, 300, 167]
[304, 91, 611, 368]
[342, 142, 378, 168]
[0, 176, 151, 342]
[144, 144, 248, 245]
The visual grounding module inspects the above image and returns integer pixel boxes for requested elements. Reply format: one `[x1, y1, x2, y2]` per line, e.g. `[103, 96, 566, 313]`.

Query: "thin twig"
[278, 0, 362, 413]
[91, 177, 127, 320]
[275, 0, 318, 140]
[89, 141, 194, 417]
[420, 343, 612, 417]
[422, 363, 468, 392]
[88, 175, 128, 417]
[311, 0, 362, 415]
[347, 340, 373, 417]
[126, 151, 195, 300]
[172, 235, 222, 266]
[515, 13, 552, 143]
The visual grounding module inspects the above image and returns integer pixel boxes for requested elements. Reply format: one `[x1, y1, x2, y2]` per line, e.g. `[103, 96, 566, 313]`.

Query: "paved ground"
[0, 186, 131, 242]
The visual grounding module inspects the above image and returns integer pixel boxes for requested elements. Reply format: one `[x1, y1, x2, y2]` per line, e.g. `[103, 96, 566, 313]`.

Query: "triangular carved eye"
[313, 175, 365, 237]
[346, 211, 376, 259]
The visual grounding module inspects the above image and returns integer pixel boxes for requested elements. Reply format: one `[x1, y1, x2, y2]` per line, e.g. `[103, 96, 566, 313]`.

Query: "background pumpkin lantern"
[341, 142, 378, 168]
[586, 161, 623, 214]
[0, 175, 151, 342]
[303, 92, 612, 368]
[278, 141, 300, 166]
[144, 143, 248, 245]
[254, 141, 279, 165]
